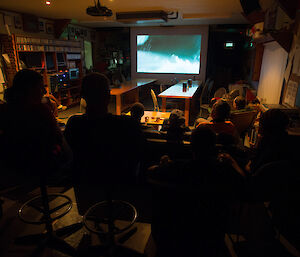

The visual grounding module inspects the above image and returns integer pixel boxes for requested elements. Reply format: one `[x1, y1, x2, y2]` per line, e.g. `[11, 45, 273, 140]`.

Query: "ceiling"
[0, 0, 248, 27]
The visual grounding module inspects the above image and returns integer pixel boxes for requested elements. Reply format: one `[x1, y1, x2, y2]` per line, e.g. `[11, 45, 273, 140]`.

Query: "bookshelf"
[14, 35, 83, 107]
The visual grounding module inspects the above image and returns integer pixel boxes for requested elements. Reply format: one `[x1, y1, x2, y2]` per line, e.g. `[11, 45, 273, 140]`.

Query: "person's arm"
[218, 153, 247, 177]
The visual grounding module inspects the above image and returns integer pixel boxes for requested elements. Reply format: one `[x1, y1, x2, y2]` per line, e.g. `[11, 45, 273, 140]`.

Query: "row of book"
[16, 36, 81, 47]
[17, 44, 81, 53]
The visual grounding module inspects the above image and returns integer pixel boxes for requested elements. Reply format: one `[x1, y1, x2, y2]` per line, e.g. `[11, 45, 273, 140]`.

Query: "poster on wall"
[14, 16, 22, 29]
[295, 83, 300, 108]
[292, 45, 300, 76]
[283, 80, 298, 107]
[22, 14, 39, 33]
[39, 21, 45, 32]
[46, 23, 54, 34]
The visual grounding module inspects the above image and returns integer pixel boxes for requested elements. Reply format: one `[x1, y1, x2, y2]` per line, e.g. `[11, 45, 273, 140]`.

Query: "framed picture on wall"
[4, 15, 13, 26]
[22, 14, 39, 32]
[39, 21, 45, 32]
[14, 16, 22, 29]
[46, 23, 54, 34]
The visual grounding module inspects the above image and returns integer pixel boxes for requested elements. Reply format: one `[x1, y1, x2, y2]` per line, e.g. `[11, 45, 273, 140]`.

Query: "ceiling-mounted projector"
[86, 0, 113, 17]
[116, 11, 170, 23]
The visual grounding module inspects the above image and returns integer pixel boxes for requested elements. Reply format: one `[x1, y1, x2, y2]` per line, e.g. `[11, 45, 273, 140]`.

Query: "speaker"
[240, 0, 261, 16]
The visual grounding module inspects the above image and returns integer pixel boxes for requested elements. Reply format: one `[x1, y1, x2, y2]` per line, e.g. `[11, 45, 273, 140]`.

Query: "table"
[110, 79, 156, 115]
[127, 110, 170, 126]
[158, 80, 201, 126]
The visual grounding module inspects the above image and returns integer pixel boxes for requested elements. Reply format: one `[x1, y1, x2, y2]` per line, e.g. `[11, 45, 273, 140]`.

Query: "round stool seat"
[83, 200, 137, 235]
[18, 194, 72, 225]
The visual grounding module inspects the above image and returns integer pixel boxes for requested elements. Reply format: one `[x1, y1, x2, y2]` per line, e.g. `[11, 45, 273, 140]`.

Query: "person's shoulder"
[68, 113, 86, 122]
[66, 114, 87, 128]
[33, 103, 52, 115]
[197, 121, 212, 128]
[29, 104, 58, 125]
[225, 120, 235, 127]
[0, 102, 8, 115]
[111, 114, 140, 127]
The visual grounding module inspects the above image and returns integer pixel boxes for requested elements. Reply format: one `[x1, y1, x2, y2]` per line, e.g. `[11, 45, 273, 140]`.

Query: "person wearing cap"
[161, 109, 191, 143]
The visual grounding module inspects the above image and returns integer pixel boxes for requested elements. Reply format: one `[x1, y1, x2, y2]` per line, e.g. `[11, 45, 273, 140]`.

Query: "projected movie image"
[137, 35, 201, 74]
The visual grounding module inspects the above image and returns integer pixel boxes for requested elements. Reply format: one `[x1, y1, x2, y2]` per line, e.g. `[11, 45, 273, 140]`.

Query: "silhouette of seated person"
[64, 73, 144, 211]
[219, 109, 296, 199]
[160, 109, 191, 143]
[129, 102, 161, 139]
[195, 99, 239, 144]
[249, 109, 292, 174]
[218, 110, 296, 257]
[0, 69, 64, 187]
[148, 126, 243, 257]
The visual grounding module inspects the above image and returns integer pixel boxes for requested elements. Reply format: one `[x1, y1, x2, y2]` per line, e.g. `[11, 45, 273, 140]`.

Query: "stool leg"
[40, 181, 53, 234]
[29, 237, 48, 257]
[15, 233, 47, 245]
[55, 222, 83, 238]
[48, 235, 77, 256]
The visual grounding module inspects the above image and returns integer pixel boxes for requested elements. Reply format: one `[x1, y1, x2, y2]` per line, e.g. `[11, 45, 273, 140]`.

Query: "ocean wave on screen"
[137, 51, 200, 74]
[137, 35, 149, 46]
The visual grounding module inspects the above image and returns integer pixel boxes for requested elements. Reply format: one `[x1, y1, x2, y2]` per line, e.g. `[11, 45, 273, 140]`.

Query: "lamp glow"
[46, 1, 51, 5]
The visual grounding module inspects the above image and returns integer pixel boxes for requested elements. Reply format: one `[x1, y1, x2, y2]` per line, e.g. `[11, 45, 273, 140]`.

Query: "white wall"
[257, 41, 288, 104]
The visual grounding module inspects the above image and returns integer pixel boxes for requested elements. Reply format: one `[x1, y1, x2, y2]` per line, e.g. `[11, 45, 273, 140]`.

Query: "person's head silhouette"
[191, 126, 217, 160]
[81, 72, 110, 115]
[211, 99, 231, 122]
[259, 109, 289, 137]
[130, 102, 145, 123]
[5, 69, 44, 105]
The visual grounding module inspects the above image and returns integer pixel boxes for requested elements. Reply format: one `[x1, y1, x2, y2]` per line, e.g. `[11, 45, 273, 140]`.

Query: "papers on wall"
[0, 83, 4, 101]
[284, 45, 295, 82]
[295, 83, 300, 108]
[283, 80, 298, 107]
[292, 45, 300, 76]
[2, 54, 10, 64]
[0, 68, 5, 84]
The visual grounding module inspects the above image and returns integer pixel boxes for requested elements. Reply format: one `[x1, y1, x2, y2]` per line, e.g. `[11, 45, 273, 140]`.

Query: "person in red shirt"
[196, 99, 239, 144]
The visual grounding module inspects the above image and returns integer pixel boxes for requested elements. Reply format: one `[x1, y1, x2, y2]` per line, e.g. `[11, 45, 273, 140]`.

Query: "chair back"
[150, 89, 159, 112]
[230, 110, 257, 135]
[214, 87, 227, 98]
[199, 79, 213, 104]
[228, 89, 240, 99]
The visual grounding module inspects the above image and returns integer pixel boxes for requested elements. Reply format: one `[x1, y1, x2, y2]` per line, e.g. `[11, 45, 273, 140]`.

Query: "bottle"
[182, 82, 187, 92]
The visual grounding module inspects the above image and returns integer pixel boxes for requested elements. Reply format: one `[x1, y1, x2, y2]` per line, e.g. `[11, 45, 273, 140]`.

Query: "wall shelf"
[253, 27, 293, 52]
[13, 34, 83, 107]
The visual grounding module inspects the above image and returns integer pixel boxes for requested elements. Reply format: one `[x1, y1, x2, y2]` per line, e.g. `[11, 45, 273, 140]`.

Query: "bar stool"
[15, 175, 82, 257]
[78, 189, 145, 257]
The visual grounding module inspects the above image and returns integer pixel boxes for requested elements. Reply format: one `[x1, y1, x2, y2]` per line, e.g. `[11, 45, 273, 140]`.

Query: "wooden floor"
[1, 185, 298, 257]
[0, 187, 152, 257]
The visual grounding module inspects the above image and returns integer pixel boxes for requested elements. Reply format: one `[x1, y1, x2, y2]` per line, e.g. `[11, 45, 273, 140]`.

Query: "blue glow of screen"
[137, 34, 201, 74]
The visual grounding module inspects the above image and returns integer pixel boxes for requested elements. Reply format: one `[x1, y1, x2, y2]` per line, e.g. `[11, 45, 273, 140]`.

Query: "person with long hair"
[0, 69, 64, 181]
